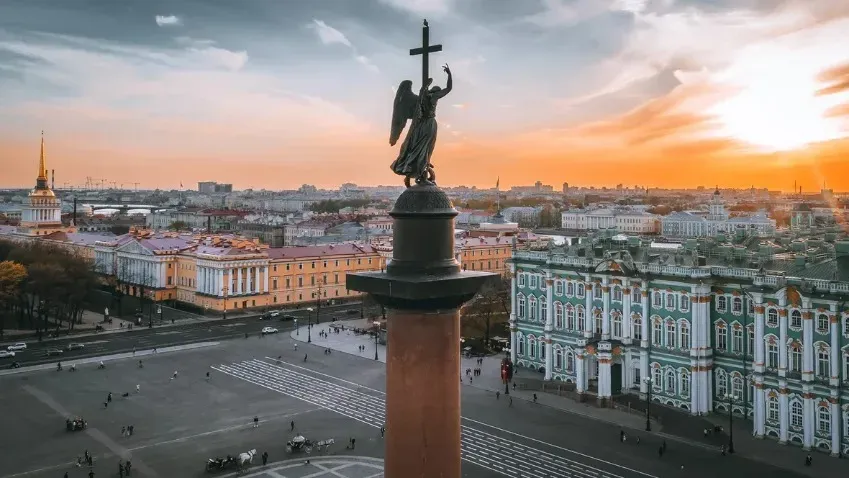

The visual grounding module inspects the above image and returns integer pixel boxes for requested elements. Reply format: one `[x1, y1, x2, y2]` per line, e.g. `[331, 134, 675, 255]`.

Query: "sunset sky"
[1, 0, 848, 191]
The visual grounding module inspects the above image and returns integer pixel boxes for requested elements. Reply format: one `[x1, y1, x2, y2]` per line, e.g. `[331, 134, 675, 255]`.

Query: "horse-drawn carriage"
[205, 455, 237, 472]
[286, 435, 334, 454]
[66, 417, 87, 431]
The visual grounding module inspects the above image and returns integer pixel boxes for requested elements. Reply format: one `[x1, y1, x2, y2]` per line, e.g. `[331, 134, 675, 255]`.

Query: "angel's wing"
[390, 80, 418, 146]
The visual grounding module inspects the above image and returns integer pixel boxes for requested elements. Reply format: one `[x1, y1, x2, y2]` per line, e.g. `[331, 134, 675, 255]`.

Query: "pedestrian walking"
[129, 425, 134, 436]
[64, 472, 69, 478]
[206, 371, 210, 381]
[351, 438, 356, 449]
[132, 347, 136, 356]
[121, 426, 126, 437]
[136, 384, 140, 393]
[261, 451, 268, 466]
[291, 420, 295, 431]
[118, 461, 124, 478]
[253, 416, 259, 428]
[509, 398, 513, 407]
[662, 440, 667, 452]
[533, 393, 537, 403]
[658, 446, 664, 457]
[620, 429, 625, 442]
[380, 426, 385, 438]
[88, 470, 94, 478]
[496, 391, 500, 400]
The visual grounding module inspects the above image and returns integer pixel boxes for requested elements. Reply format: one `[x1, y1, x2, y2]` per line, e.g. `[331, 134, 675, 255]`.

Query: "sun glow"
[706, 20, 849, 152]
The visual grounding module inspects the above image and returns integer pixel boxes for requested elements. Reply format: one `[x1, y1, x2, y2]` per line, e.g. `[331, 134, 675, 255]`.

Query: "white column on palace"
[575, 348, 586, 393]
[778, 383, 789, 443]
[218, 269, 224, 296]
[829, 310, 839, 382]
[264, 266, 269, 293]
[830, 396, 840, 456]
[601, 280, 610, 340]
[803, 384, 814, 449]
[237, 267, 243, 295]
[598, 352, 612, 398]
[509, 265, 518, 365]
[583, 278, 593, 338]
[802, 299, 814, 382]
[779, 307, 788, 372]
[544, 276, 554, 381]
[622, 281, 631, 342]
[753, 378, 765, 437]
[640, 286, 650, 395]
[255, 266, 260, 294]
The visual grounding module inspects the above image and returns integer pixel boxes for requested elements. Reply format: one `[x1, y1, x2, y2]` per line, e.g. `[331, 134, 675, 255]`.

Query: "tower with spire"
[17, 132, 75, 236]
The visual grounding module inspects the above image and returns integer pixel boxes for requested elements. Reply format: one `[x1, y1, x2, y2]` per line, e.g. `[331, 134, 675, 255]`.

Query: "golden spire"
[38, 130, 47, 180]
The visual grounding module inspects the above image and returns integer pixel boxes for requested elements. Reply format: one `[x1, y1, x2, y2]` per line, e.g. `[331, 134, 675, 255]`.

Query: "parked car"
[261, 326, 278, 335]
[7, 343, 26, 352]
[65, 343, 85, 351]
[45, 348, 64, 356]
[280, 315, 297, 321]
[345, 309, 358, 315]
[260, 311, 280, 320]
[0, 350, 15, 359]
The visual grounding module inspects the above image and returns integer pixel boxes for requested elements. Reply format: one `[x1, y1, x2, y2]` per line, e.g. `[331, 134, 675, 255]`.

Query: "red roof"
[266, 243, 376, 260]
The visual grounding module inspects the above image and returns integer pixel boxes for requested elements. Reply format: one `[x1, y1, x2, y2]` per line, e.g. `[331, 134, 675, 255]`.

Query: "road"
[2, 302, 375, 367]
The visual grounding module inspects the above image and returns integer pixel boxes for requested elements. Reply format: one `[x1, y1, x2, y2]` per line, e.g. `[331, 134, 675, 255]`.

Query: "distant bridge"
[83, 204, 164, 213]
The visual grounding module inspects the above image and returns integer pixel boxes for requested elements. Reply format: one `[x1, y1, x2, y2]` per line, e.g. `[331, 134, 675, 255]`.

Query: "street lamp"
[644, 377, 653, 431]
[725, 393, 735, 454]
[157, 306, 163, 324]
[373, 320, 380, 360]
[307, 307, 313, 343]
[294, 318, 299, 336]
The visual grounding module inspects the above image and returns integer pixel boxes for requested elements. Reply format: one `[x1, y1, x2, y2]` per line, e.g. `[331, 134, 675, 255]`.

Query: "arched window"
[555, 347, 563, 369]
[577, 283, 585, 297]
[731, 375, 743, 399]
[767, 396, 779, 421]
[554, 302, 563, 329]
[817, 346, 830, 377]
[789, 343, 802, 372]
[732, 297, 742, 313]
[766, 340, 778, 368]
[612, 313, 622, 338]
[517, 336, 525, 356]
[567, 281, 574, 296]
[577, 306, 585, 330]
[528, 337, 536, 358]
[651, 366, 662, 389]
[717, 295, 727, 311]
[632, 287, 641, 303]
[539, 340, 546, 359]
[817, 314, 829, 333]
[791, 310, 802, 328]
[566, 351, 574, 372]
[681, 294, 690, 310]
[652, 319, 663, 345]
[716, 324, 728, 351]
[632, 316, 642, 340]
[540, 300, 548, 323]
[666, 293, 675, 308]
[766, 308, 778, 327]
[594, 309, 603, 334]
[666, 320, 676, 347]
[555, 280, 563, 296]
[517, 295, 526, 318]
[653, 292, 662, 307]
[680, 370, 690, 396]
[679, 321, 690, 349]
[665, 369, 676, 394]
[566, 305, 575, 330]
[529, 296, 537, 321]
[818, 406, 831, 434]
[612, 286, 622, 301]
[715, 371, 727, 397]
[790, 401, 803, 427]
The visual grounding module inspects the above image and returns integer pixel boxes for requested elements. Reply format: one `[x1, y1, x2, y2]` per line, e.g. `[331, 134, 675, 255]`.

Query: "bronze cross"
[409, 19, 443, 90]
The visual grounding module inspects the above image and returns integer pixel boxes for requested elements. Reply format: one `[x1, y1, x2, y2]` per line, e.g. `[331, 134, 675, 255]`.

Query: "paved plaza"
[0, 318, 828, 478]
[223, 457, 383, 478]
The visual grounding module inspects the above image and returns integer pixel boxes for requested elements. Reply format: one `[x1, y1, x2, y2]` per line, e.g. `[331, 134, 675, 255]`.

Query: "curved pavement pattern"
[212, 358, 657, 478]
[220, 456, 384, 478]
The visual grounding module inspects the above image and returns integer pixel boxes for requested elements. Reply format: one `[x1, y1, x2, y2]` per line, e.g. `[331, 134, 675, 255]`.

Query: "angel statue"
[389, 64, 452, 187]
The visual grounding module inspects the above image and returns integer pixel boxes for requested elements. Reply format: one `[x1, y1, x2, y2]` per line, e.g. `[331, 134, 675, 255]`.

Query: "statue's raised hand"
[443, 64, 451, 75]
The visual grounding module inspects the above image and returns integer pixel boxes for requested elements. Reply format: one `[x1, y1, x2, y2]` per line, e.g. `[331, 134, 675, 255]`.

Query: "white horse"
[238, 449, 256, 469]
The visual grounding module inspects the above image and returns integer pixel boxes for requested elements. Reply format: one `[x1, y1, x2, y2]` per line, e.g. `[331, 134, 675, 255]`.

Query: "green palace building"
[508, 228, 849, 456]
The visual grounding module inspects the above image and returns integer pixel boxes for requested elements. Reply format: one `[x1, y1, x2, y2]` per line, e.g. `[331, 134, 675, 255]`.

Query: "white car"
[7, 343, 26, 352]
[261, 327, 278, 335]
[0, 350, 15, 358]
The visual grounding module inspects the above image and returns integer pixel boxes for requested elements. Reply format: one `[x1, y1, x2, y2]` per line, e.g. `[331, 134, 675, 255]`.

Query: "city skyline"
[1, 0, 848, 191]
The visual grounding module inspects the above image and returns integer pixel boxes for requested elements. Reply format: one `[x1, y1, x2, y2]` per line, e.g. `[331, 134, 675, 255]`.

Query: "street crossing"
[212, 359, 655, 478]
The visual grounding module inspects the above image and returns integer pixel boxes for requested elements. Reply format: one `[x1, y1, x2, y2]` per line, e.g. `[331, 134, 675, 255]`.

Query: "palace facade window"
[665, 369, 676, 394]
[680, 321, 690, 349]
[789, 344, 802, 372]
[612, 313, 622, 338]
[818, 406, 831, 434]
[594, 286, 602, 299]
[717, 295, 727, 312]
[632, 316, 642, 340]
[518, 295, 526, 318]
[566, 351, 574, 372]
[529, 296, 537, 321]
[567, 282, 574, 296]
[767, 308, 778, 327]
[767, 396, 779, 422]
[716, 371, 727, 397]
[555, 281, 563, 296]
[566, 306, 575, 330]
[577, 283, 585, 297]
[717, 326, 728, 351]
[732, 297, 742, 313]
[766, 341, 778, 368]
[791, 401, 803, 428]
[555, 303, 563, 329]
[817, 314, 829, 333]
[518, 273, 525, 287]
[612, 286, 622, 301]
[577, 306, 585, 330]
[681, 294, 690, 311]
[680, 371, 690, 396]
[817, 348, 830, 378]
[666, 321, 676, 347]
[540, 301, 548, 323]
[653, 292, 662, 307]
[733, 327, 743, 353]
[791, 310, 802, 328]
[653, 320, 663, 346]
[632, 287, 641, 303]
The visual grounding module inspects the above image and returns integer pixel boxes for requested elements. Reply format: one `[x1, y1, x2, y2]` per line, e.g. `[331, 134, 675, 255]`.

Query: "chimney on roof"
[207, 215, 212, 234]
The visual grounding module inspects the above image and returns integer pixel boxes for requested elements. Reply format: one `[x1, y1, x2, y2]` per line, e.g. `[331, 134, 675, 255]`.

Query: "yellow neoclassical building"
[92, 229, 385, 312]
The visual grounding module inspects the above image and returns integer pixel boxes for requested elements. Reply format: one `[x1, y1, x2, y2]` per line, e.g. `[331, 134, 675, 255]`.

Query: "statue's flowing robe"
[391, 85, 438, 179]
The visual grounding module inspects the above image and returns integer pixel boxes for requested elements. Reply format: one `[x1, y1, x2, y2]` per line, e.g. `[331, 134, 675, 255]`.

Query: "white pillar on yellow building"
[264, 267, 269, 293]
[254, 266, 260, 294]
[237, 267, 243, 295]
[601, 279, 610, 340]
[218, 269, 224, 296]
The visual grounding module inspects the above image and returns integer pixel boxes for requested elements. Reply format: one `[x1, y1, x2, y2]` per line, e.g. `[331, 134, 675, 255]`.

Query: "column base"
[802, 446, 811, 451]
[597, 396, 612, 408]
[831, 451, 840, 457]
[577, 392, 587, 403]
[778, 440, 787, 445]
